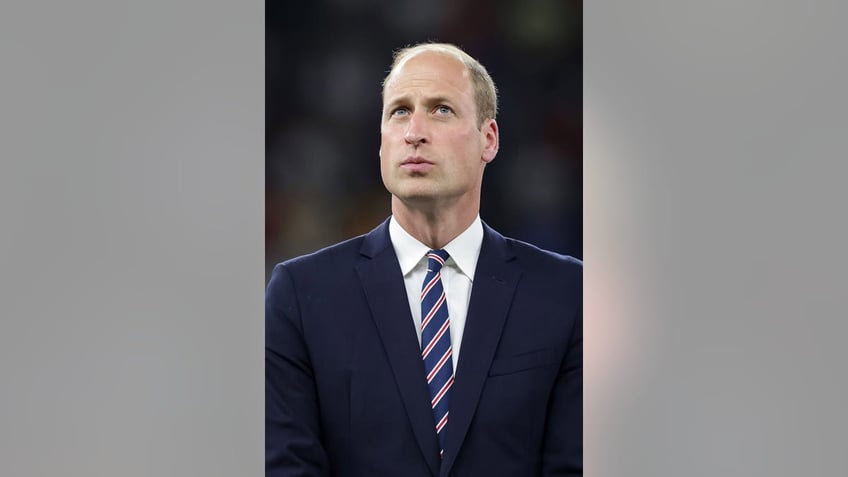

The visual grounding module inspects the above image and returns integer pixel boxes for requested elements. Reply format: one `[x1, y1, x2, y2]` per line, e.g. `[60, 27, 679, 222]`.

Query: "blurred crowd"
[266, 0, 582, 278]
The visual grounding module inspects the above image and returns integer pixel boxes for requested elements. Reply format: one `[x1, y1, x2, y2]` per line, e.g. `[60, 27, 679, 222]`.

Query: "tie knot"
[426, 249, 449, 272]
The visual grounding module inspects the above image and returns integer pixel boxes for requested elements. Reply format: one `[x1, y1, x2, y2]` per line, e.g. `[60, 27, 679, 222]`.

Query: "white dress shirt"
[388, 215, 484, 370]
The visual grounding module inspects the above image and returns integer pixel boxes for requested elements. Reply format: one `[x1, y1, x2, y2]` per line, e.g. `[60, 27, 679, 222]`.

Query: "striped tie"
[420, 249, 453, 457]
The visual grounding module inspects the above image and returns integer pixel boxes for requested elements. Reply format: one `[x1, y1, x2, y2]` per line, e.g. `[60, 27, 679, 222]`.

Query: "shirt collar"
[389, 215, 483, 281]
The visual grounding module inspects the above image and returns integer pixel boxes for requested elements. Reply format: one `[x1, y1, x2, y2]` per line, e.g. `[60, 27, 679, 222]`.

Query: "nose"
[404, 112, 428, 146]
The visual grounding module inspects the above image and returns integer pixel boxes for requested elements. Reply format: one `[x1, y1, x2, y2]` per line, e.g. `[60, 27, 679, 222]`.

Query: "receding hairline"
[381, 43, 499, 125]
[383, 45, 471, 87]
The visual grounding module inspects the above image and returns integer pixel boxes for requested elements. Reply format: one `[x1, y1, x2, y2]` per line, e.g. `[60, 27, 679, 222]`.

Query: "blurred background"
[266, 0, 582, 277]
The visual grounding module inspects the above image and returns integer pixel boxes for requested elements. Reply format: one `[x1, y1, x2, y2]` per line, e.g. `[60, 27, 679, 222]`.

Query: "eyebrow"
[384, 95, 456, 112]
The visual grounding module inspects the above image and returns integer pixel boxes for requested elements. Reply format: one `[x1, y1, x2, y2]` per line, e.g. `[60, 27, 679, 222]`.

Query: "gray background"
[1, 1, 264, 475]
[585, 1, 848, 475]
[2, 0, 847, 476]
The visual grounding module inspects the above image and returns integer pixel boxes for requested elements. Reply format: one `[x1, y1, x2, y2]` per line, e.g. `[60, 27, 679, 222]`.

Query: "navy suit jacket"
[266, 219, 582, 476]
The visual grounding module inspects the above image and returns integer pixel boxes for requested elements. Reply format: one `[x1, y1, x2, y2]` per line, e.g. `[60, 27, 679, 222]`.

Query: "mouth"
[400, 157, 435, 173]
[401, 157, 434, 166]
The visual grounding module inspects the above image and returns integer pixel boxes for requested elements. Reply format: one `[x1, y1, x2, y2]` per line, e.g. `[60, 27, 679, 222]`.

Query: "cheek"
[379, 129, 397, 151]
[378, 142, 394, 176]
[378, 137, 389, 160]
[453, 131, 484, 160]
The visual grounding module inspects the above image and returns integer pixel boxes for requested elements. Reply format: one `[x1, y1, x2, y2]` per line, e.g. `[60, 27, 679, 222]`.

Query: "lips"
[401, 157, 433, 166]
[400, 157, 434, 173]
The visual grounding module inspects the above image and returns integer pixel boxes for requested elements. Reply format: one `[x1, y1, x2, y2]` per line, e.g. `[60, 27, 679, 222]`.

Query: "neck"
[391, 196, 479, 249]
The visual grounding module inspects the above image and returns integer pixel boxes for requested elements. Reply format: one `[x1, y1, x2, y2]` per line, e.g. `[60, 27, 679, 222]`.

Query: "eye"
[390, 107, 409, 117]
[435, 105, 453, 115]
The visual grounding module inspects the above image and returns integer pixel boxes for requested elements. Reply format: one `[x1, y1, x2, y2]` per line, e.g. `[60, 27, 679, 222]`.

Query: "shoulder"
[483, 222, 581, 276]
[507, 237, 581, 283]
[480, 221, 581, 294]
[266, 233, 370, 314]
[507, 236, 582, 268]
[270, 233, 367, 281]
[268, 219, 392, 302]
[272, 218, 391, 277]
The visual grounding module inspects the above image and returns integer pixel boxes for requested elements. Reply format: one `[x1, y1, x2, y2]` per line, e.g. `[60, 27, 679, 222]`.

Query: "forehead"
[384, 51, 473, 101]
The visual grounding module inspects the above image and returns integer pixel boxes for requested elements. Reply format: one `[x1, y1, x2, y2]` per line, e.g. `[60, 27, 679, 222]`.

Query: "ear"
[480, 118, 499, 164]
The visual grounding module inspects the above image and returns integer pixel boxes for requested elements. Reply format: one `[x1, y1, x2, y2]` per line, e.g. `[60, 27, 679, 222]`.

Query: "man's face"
[380, 52, 498, 208]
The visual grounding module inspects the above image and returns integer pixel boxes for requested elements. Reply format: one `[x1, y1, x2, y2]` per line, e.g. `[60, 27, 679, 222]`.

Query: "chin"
[388, 179, 436, 199]
[396, 190, 437, 203]
[389, 185, 442, 205]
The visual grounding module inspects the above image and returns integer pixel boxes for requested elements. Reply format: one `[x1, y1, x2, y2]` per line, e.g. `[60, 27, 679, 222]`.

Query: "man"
[266, 43, 582, 476]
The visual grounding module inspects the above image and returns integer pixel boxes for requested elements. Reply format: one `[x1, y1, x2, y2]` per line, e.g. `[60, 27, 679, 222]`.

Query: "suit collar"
[388, 215, 484, 281]
[358, 217, 514, 273]
[359, 217, 392, 259]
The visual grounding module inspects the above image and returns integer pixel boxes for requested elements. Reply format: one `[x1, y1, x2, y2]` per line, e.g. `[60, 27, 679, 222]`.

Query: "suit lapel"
[440, 224, 521, 477]
[356, 220, 441, 477]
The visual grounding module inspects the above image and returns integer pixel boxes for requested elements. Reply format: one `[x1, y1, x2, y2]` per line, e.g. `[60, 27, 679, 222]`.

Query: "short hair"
[382, 42, 498, 128]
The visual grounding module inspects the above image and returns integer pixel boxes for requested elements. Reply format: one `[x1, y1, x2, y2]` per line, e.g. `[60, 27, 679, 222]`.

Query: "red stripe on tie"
[420, 291, 446, 331]
[420, 273, 441, 300]
[427, 347, 452, 383]
[431, 375, 454, 407]
[427, 253, 445, 265]
[421, 318, 450, 360]
[436, 411, 449, 433]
